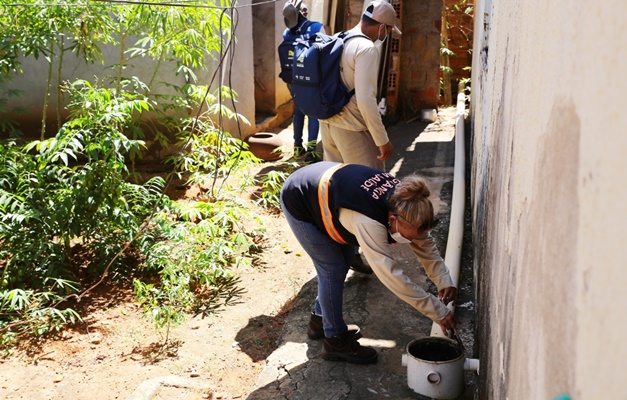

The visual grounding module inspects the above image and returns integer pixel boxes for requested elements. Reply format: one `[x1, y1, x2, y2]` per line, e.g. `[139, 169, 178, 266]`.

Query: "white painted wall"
[221, 0, 256, 139]
[4, 2, 265, 140]
[470, 1, 627, 399]
[275, 0, 295, 115]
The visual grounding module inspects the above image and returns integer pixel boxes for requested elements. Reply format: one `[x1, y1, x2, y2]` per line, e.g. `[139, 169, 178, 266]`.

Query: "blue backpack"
[291, 31, 367, 120]
[278, 20, 315, 84]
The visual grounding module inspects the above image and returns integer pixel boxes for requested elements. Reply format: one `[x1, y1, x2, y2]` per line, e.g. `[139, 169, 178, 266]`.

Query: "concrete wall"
[321, 0, 443, 117]
[470, 0, 627, 399]
[2, 1, 294, 143]
[397, 0, 442, 114]
[254, 0, 295, 133]
[4, 44, 188, 138]
[220, 1, 256, 139]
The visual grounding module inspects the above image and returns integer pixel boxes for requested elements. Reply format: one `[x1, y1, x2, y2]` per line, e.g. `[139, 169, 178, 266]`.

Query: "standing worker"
[280, 161, 457, 364]
[319, 0, 399, 170]
[318, 0, 400, 273]
[281, 0, 325, 163]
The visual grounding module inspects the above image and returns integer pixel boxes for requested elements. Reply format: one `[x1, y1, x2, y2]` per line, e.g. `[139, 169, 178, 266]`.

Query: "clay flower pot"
[244, 132, 284, 161]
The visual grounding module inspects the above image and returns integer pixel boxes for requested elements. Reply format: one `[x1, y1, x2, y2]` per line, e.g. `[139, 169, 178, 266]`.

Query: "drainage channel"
[401, 83, 480, 400]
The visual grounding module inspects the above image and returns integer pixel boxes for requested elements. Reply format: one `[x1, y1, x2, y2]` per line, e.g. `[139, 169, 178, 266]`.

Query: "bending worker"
[280, 161, 457, 364]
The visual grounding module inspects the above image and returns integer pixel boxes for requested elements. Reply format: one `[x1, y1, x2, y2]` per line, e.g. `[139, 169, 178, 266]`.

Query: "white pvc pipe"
[430, 82, 467, 338]
[464, 358, 480, 374]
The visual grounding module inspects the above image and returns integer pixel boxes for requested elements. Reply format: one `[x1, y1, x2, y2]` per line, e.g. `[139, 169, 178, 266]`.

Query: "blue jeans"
[293, 104, 320, 151]
[281, 196, 356, 337]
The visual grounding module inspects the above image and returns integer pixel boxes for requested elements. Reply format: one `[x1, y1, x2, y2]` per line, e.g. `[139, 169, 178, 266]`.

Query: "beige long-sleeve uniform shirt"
[339, 208, 454, 322]
[324, 26, 390, 147]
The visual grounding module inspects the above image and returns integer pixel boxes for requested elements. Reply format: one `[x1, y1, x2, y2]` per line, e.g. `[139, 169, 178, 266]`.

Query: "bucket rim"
[405, 336, 464, 364]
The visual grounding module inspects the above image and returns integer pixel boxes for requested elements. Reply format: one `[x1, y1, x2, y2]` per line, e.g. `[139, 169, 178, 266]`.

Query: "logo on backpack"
[278, 20, 315, 84]
[291, 31, 367, 120]
[295, 52, 306, 68]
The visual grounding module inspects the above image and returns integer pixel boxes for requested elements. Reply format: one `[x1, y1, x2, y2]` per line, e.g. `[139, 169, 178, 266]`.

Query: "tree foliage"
[440, 0, 473, 105]
[0, 0, 271, 351]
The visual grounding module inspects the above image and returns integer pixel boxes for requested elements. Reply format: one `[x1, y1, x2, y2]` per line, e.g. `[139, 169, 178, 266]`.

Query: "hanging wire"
[211, 0, 254, 194]
[1, 0, 279, 9]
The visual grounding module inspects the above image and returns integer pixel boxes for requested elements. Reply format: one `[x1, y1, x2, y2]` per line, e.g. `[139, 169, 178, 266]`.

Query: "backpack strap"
[295, 19, 314, 36]
[334, 31, 370, 98]
[336, 30, 369, 43]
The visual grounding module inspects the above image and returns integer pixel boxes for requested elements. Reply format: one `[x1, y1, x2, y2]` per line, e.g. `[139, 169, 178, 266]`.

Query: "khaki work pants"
[319, 122, 384, 170]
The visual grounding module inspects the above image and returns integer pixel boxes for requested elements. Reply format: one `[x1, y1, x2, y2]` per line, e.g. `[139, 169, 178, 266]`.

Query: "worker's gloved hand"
[438, 286, 457, 306]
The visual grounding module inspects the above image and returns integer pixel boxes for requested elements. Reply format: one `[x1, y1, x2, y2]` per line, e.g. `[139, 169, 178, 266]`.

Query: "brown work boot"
[307, 313, 362, 340]
[321, 331, 378, 364]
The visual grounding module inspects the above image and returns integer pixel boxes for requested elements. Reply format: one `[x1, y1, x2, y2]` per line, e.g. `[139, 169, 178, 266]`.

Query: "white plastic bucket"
[401, 336, 464, 399]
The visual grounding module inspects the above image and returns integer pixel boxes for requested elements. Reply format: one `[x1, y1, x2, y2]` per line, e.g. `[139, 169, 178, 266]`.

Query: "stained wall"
[470, 0, 627, 398]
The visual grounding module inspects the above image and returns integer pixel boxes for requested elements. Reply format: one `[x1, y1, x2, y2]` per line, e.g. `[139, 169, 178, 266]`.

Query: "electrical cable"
[1, 0, 279, 9]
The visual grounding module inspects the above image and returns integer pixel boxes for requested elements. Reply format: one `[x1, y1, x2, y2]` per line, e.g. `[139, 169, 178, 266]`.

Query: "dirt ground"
[0, 150, 319, 400]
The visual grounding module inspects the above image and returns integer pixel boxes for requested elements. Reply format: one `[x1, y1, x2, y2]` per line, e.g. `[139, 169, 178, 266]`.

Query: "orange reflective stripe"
[318, 163, 348, 244]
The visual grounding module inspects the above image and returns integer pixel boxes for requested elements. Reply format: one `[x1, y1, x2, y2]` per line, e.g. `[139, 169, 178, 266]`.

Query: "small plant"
[0, 279, 81, 353]
[0, 78, 165, 349]
[133, 196, 262, 340]
[460, 71, 471, 103]
[164, 85, 256, 194]
[254, 160, 301, 212]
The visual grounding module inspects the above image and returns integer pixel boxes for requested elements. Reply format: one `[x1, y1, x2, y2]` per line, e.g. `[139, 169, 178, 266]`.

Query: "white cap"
[363, 0, 402, 35]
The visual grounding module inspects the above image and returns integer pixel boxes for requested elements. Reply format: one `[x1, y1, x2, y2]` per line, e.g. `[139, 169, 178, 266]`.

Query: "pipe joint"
[463, 358, 480, 375]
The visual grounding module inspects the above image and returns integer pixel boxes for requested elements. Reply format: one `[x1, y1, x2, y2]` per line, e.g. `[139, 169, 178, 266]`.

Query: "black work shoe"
[321, 331, 378, 364]
[349, 256, 373, 274]
[303, 150, 322, 164]
[293, 145, 306, 158]
[307, 313, 362, 340]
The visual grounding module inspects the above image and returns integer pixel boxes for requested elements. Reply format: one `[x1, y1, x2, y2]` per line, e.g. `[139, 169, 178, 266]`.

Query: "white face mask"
[390, 219, 412, 244]
[374, 24, 389, 47]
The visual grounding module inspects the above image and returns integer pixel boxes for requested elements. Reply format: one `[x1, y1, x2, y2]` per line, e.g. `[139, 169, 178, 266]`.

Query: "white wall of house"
[470, 0, 627, 399]
[4, 1, 292, 142]
[221, 0, 256, 139]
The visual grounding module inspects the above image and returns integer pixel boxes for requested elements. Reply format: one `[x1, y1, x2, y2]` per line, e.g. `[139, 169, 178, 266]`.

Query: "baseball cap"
[363, 0, 402, 35]
[283, 0, 303, 29]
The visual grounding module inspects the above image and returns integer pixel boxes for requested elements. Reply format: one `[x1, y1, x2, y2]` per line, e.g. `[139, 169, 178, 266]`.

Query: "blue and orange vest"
[281, 162, 399, 245]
